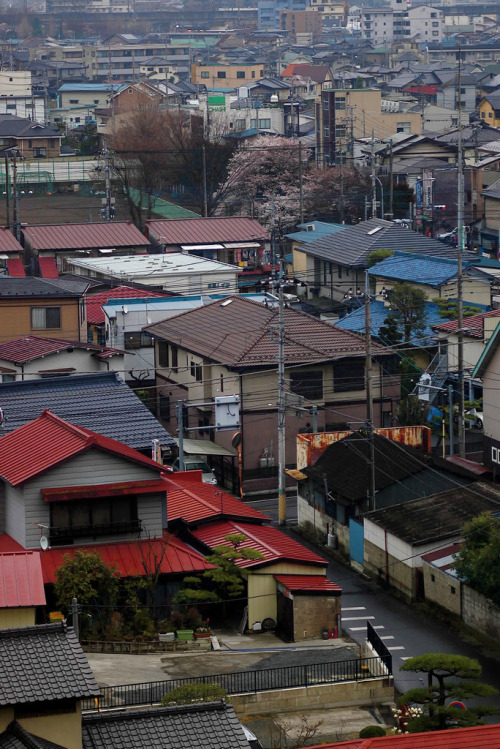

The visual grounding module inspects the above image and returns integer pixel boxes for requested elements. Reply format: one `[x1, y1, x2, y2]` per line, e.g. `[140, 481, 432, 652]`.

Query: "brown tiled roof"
[433, 309, 500, 339]
[145, 295, 391, 367]
[22, 222, 150, 251]
[145, 216, 270, 245]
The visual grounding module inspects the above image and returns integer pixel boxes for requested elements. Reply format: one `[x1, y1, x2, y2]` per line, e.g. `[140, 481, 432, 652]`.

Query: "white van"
[171, 457, 217, 485]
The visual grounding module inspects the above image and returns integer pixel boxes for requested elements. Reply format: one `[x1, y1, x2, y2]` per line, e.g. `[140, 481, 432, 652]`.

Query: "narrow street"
[247, 495, 500, 707]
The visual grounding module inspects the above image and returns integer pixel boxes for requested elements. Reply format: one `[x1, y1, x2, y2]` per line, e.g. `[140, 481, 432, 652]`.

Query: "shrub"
[359, 725, 386, 738]
[161, 683, 228, 706]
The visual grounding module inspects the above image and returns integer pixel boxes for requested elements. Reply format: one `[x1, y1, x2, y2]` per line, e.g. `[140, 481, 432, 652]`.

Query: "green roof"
[473, 319, 500, 378]
[127, 189, 199, 219]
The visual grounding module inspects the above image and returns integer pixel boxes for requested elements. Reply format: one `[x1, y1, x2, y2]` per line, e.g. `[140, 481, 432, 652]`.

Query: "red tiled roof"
[193, 521, 327, 568]
[280, 64, 331, 82]
[0, 534, 24, 552]
[164, 476, 269, 525]
[433, 309, 500, 339]
[145, 216, 270, 245]
[87, 285, 168, 325]
[146, 295, 391, 368]
[308, 723, 500, 748]
[0, 228, 23, 254]
[7, 258, 25, 276]
[274, 574, 342, 593]
[0, 551, 46, 608]
[38, 257, 59, 278]
[0, 336, 124, 365]
[22, 222, 150, 251]
[0, 410, 165, 486]
[40, 532, 213, 584]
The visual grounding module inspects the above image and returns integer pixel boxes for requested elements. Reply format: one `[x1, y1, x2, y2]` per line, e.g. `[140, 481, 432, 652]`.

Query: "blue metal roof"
[336, 299, 443, 345]
[286, 222, 346, 243]
[57, 83, 123, 92]
[0, 372, 174, 451]
[368, 251, 462, 287]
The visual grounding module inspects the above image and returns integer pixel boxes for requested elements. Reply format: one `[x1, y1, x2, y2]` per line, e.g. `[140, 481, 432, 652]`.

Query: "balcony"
[50, 519, 142, 544]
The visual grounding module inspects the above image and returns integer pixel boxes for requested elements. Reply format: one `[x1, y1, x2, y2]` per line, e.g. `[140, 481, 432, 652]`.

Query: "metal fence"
[82, 655, 391, 711]
[367, 621, 393, 675]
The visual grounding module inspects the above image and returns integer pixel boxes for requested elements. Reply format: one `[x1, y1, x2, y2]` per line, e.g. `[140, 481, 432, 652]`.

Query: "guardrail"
[82, 655, 392, 711]
[367, 620, 393, 675]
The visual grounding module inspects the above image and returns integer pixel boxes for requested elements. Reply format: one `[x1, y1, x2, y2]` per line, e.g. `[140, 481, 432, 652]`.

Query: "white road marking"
[342, 616, 375, 621]
[342, 607, 366, 611]
[348, 625, 384, 631]
[380, 636, 395, 640]
[400, 656, 411, 660]
[388, 646, 405, 651]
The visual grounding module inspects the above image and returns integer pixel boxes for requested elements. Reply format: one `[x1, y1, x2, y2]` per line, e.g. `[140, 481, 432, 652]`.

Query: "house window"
[201, 71, 209, 79]
[217, 71, 226, 79]
[1, 374, 15, 382]
[28, 139, 32, 147]
[171, 345, 178, 372]
[191, 360, 203, 381]
[158, 341, 169, 367]
[236, 71, 245, 78]
[33, 147, 46, 157]
[31, 306, 61, 329]
[236, 118, 245, 130]
[50, 495, 139, 544]
[333, 359, 365, 392]
[396, 122, 411, 133]
[125, 331, 154, 350]
[290, 370, 323, 400]
[50, 139, 55, 148]
[431, 574, 435, 582]
[159, 393, 170, 420]
[69, 99, 79, 103]
[451, 586, 456, 594]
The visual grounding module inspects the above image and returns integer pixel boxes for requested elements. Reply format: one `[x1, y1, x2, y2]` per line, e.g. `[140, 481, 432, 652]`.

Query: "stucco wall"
[0, 607, 36, 628]
[422, 562, 461, 616]
[363, 538, 416, 600]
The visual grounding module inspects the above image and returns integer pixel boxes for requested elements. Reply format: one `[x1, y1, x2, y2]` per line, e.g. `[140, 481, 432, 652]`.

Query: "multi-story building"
[0, 71, 45, 122]
[307, 0, 348, 25]
[279, 10, 323, 42]
[427, 42, 500, 66]
[258, 0, 307, 29]
[316, 88, 421, 164]
[360, 7, 395, 44]
[406, 5, 444, 43]
[191, 62, 265, 88]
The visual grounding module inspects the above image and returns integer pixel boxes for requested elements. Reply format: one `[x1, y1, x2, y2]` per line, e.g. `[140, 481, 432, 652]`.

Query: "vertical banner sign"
[423, 171, 433, 211]
[415, 180, 422, 209]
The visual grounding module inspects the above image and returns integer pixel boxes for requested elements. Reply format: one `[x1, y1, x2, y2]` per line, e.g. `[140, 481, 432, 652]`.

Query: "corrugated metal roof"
[38, 257, 59, 278]
[22, 222, 150, 251]
[165, 476, 269, 525]
[309, 724, 500, 748]
[274, 574, 341, 593]
[87, 285, 168, 325]
[0, 228, 23, 254]
[146, 295, 391, 368]
[146, 217, 270, 246]
[368, 251, 461, 287]
[0, 336, 123, 365]
[0, 552, 46, 608]
[0, 410, 166, 486]
[193, 520, 327, 568]
[433, 309, 500, 339]
[7, 259, 25, 277]
[0, 534, 24, 552]
[41, 533, 213, 584]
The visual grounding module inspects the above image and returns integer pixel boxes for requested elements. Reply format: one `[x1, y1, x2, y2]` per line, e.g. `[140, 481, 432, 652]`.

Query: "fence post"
[303, 664, 308, 687]
[253, 669, 257, 694]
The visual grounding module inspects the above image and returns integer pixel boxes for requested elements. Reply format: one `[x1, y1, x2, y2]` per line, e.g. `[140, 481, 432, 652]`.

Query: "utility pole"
[104, 138, 112, 222]
[12, 154, 19, 242]
[202, 142, 208, 218]
[339, 137, 344, 223]
[298, 141, 304, 224]
[371, 130, 376, 219]
[277, 255, 286, 527]
[71, 598, 79, 640]
[176, 401, 185, 471]
[389, 141, 394, 220]
[3, 152, 10, 230]
[457, 47, 466, 458]
[365, 271, 376, 511]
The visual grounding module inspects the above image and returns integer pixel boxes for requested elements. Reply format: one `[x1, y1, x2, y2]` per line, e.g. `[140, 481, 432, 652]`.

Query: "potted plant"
[194, 621, 212, 639]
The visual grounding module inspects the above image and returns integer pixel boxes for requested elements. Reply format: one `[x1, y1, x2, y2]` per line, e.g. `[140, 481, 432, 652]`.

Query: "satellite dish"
[40, 536, 49, 551]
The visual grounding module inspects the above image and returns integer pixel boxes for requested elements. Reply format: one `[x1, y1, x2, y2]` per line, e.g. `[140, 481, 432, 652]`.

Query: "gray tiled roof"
[0, 722, 65, 748]
[297, 218, 464, 267]
[0, 623, 100, 707]
[81, 702, 250, 749]
[0, 277, 89, 298]
[0, 372, 175, 450]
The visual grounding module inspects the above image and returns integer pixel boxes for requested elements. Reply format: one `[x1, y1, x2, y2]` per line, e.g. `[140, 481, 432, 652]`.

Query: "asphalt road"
[247, 495, 500, 710]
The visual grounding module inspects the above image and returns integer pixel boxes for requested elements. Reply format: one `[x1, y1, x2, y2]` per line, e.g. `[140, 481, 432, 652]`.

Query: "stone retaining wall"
[462, 585, 500, 640]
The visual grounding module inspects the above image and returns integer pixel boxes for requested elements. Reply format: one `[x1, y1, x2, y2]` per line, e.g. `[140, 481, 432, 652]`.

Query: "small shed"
[274, 574, 342, 642]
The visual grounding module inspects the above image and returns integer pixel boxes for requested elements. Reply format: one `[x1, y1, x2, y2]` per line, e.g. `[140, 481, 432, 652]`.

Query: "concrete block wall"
[422, 562, 461, 616]
[230, 678, 394, 715]
[293, 594, 341, 641]
[297, 496, 351, 556]
[364, 540, 415, 601]
[462, 585, 500, 640]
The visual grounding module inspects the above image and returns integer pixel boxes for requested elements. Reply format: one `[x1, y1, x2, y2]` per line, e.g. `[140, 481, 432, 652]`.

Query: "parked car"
[171, 457, 217, 484]
[465, 408, 483, 429]
[437, 228, 457, 244]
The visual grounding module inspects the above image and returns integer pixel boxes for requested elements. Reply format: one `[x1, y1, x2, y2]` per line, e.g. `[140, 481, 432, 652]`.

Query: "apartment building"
[316, 88, 421, 164]
[406, 5, 444, 43]
[258, 0, 307, 29]
[360, 7, 396, 44]
[191, 62, 265, 88]
[307, 0, 348, 25]
[279, 10, 323, 42]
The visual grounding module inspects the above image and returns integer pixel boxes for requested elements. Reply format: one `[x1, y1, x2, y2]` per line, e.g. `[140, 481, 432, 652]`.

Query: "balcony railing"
[50, 519, 142, 542]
